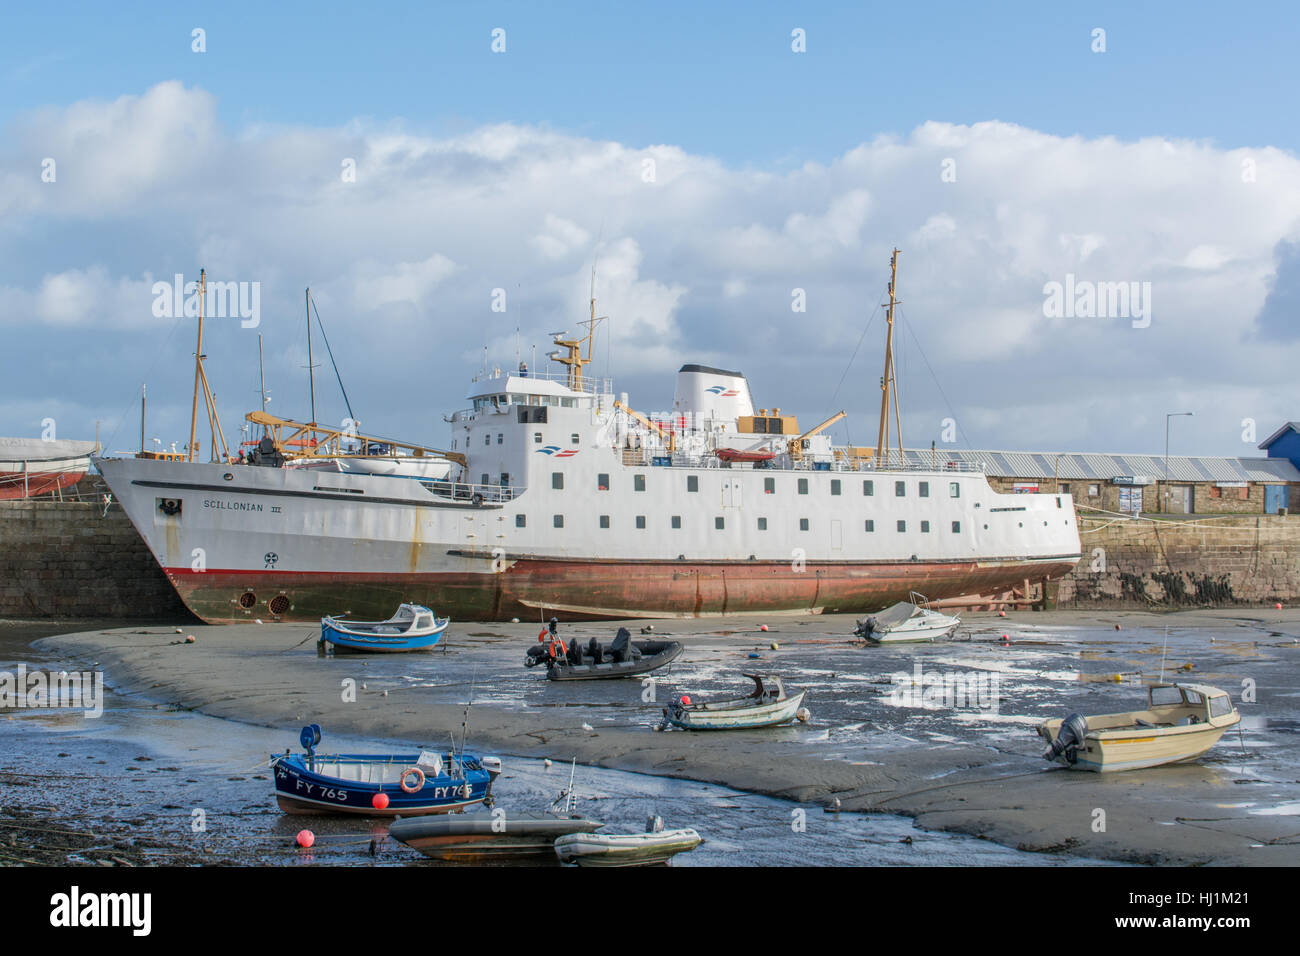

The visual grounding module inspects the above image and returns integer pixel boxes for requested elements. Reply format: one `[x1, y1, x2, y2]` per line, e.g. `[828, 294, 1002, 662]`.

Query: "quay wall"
[0, 497, 187, 619]
[1058, 513, 1300, 608]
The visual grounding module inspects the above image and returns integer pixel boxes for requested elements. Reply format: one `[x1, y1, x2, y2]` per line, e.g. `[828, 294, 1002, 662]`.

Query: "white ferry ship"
[96, 255, 1081, 623]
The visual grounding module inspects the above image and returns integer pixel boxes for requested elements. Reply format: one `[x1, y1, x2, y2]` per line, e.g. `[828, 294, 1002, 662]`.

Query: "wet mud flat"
[14, 609, 1300, 865]
[0, 659, 1110, 867]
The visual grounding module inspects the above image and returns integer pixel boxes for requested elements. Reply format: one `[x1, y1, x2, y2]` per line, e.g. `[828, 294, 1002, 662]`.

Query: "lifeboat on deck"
[714, 448, 776, 463]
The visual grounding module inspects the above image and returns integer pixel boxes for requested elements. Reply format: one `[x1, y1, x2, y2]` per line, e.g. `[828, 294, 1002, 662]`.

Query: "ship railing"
[418, 479, 525, 503]
[470, 367, 614, 395]
[613, 452, 985, 474]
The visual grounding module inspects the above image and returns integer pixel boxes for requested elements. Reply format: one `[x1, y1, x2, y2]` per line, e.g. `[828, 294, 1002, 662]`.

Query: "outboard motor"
[610, 627, 632, 663]
[1042, 713, 1088, 764]
[480, 755, 502, 808]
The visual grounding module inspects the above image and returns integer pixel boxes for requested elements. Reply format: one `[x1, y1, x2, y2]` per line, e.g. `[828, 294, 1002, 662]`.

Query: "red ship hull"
[159, 554, 1079, 623]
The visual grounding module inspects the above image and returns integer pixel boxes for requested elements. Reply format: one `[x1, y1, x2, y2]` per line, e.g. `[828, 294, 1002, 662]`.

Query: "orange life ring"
[399, 767, 425, 793]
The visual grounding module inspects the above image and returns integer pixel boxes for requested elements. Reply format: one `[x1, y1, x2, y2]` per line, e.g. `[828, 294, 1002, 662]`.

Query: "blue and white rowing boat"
[270, 724, 500, 816]
[319, 602, 448, 653]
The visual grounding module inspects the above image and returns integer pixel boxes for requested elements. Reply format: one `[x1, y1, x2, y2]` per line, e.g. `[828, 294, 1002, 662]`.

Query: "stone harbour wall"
[4, 494, 1297, 619]
[1059, 513, 1300, 608]
[0, 497, 187, 619]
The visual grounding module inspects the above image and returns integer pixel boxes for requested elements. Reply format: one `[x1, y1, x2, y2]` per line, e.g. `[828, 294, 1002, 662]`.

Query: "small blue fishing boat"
[319, 602, 448, 653]
[270, 724, 500, 817]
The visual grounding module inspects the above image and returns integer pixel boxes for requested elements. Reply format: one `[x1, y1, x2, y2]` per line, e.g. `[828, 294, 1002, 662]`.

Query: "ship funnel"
[673, 364, 755, 424]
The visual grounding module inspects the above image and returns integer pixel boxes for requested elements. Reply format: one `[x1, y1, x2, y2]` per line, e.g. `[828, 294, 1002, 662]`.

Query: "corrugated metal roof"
[919, 449, 1300, 482]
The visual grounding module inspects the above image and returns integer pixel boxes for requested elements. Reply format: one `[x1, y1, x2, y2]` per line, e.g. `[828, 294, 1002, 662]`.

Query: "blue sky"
[5, 2, 1296, 164]
[2, 2, 1299, 459]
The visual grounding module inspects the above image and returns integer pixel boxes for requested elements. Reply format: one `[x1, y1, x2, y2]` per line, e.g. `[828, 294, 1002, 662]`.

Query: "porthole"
[238, 591, 256, 609]
[268, 594, 291, 615]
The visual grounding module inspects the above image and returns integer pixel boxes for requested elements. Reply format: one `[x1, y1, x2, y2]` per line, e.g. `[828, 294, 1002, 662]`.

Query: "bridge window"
[597, 473, 609, 490]
[764, 477, 775, 494]
[634, 474, 646, 492]
[757, 517, 768, 530]
[671, 515, 681, 529]
[798, 478, 809, 495]
[553, 515, 564, 528]
[863, 480, 874, 496]
[864, 519, 875, 532]
[515, 514, 526, 528]
[920, 520, 930, 533]
[715, 517, 725, 530]
[636, 516, 646, 530]
[952, 521, 961, 533]
[799, 518, 809, 531]
[919, 481, 929, 497]
[552, 473, 564, 490]
[830, 479, 841, 496]
[533, 432, 542, 443]
[599, 515, 610, 529]
[687, 475, 698, 492]
[897, 519, 906, 532]
[895, 481, 906, 497]
[949, 482, 960, 497]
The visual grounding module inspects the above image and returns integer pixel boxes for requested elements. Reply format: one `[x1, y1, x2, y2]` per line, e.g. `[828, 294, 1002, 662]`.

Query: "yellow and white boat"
[1038, 683, 1240, 772]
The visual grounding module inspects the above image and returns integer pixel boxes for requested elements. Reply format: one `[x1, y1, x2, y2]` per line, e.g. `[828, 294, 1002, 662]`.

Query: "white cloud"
[3, 83, 1300, 456]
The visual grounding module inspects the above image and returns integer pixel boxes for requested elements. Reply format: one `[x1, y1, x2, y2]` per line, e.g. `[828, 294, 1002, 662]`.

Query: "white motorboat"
[1039, 683, 1241, 772]
[855, 593, 960, 644]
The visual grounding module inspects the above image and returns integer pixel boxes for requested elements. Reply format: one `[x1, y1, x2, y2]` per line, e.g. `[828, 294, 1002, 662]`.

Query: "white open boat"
[555, 818, 702, 867]
[661, 674, 807, 730]
[855, 593, 960, 644]
[1039, 683, 1240, 772]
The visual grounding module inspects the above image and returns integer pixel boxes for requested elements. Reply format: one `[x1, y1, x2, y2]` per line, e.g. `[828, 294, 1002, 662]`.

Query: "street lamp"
[1164, 412, 1193, 513]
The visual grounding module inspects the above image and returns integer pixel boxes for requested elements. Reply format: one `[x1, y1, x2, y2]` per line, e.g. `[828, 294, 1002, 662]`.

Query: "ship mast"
[305, 287, 318, 426]
[875, 249, 905, 469]
[550, 261, 606, 392]
[187, 271, 204, 461]
[186, 269, 231, 462]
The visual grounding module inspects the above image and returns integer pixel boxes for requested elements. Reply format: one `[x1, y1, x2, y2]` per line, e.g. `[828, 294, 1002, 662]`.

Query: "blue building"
[1259, 422, 1300, 514]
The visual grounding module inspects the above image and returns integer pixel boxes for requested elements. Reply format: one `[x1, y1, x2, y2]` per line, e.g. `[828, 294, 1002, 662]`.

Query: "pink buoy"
[372, 792, 390, 810]
[759, 624, 769, 632]
[1276, 603, 1284, 610]
[680, 695, 692, 706]
[296, 829, 315, 848]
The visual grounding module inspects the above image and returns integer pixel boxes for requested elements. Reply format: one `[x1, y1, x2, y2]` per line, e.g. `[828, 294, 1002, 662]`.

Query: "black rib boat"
[525, 627, 683, 681]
